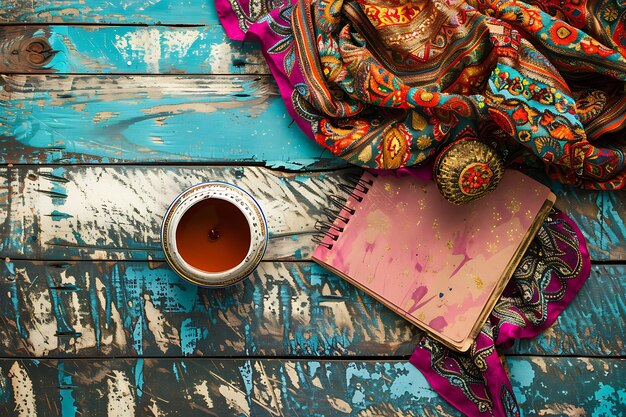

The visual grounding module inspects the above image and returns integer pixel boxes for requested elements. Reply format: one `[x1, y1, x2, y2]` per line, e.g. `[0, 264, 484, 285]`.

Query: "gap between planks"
[0, 354, 623, 361]
[0, 162, 351, 174]
[1, 258, 621, 266]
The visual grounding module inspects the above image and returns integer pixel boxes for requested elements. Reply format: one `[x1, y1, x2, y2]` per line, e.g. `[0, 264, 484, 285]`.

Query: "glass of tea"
[161, 182, 268, 287]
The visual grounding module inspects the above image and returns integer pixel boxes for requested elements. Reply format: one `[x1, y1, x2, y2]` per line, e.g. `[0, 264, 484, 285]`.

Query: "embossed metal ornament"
[434, 140, 505, 205]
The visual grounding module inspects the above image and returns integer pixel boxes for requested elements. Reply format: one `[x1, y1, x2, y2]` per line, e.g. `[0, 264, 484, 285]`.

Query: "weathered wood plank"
[0, 74, 343, 168]
[0, 25, 267, 74]
[596, 191, 626, 261]
[1, 165, 624, 261]
[506, 265, 626, 356]
[0, 74, 623, 261]
[0, 166, 355, 260]
[0, 75, 623, 261]
[0, 0, 221, 25]
[0, 260, 623, 358]
[548, 181, 626, 263]
[0, 357, 624, 417]
[545, 183, 626, 262]
[0, 260, 421, 357]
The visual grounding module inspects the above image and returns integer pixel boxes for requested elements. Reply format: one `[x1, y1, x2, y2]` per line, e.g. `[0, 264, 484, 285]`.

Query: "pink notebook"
[312, 170, 555, 351]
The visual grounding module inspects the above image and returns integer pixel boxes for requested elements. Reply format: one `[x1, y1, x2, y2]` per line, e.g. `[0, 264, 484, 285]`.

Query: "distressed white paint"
[193, 381, 215, 409]
[3, 260, 416, 357]
[22, 166, 347, 260]
[162, 30, 202, 59]
[25, 274, 59, 356]
[0, 173, 9, 226]
[9, 361, 36, 417]
[290, 291, 311, 326]
[107, 370, 135, 417]
[206, 41, 268, 74]
[311, 376, 323, 389]
[320, 284, 355, 339]
[208, 42, 233, 74]
[261, 285, 282, 336]
[252, 362, 281, 415]
[327, 396, 353, 414]
[538, 403, 587, 417]
[6, 74, 273, 113]
[113, 28, 162, 73]
[60, 271, 97, 351]
[95, 277, 127, 353]
[37, 166, 166, 260]
[531, 357, 549, 373]
[147, 398, 164, 417]
[141, 98, 268, 116]
[144, 295, 180, 353]
[0, 171, 36, 256]
[218, 384, 251, 417]
[285, 362, 301, 390]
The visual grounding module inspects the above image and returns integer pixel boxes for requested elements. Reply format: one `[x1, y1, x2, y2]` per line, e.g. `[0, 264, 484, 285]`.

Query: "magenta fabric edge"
[408, 210, 592, 416]
[214, 0, 247, 41]
[213, 1, 316, 138]
[408, 346, 494, 416]
[257, 45, 316, 138]
[244, 26, 316, 139]
[258, 47, 316, 139]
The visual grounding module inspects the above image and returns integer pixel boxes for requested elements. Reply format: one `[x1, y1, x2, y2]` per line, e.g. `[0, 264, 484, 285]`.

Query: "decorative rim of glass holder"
[161, 182, 268, 287]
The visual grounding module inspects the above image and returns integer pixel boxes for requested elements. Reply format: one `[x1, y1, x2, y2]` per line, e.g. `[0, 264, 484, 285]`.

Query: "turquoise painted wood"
[0, 74, 618, 261]
[0, 0, 222, 25]
[1, 1, 625, 416]
[0, 74, 343, 169]
[0, 25, 267, 74]
[0, 357, 623, 417]
[595, 191, 626, 261]
[1, 260, 623, 358]
[506, 265, 626, 356]
[0, 165, 622, 261]
[548, 180, 625, 262]
[0, 260, 422, 358]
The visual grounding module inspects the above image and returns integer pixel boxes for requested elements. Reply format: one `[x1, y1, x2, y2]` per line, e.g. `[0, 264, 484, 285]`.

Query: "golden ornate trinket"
[434, 140, 505, 205]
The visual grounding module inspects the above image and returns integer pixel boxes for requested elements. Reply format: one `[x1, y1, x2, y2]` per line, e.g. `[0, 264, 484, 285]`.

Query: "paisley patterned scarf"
[217, 0, 626, 189]
[216, 0, 597, 414]
[409, 206, 590, 416]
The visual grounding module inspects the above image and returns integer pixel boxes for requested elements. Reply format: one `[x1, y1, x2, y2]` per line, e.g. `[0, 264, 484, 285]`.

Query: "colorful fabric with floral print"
[216, 2, 598, 414]
[217, 0, 626, 189]
[410, 206, 590, 417]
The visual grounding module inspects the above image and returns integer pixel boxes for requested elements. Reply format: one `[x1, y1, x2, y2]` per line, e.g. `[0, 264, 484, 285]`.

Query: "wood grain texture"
[506, 265, 626, 356]
[550, 181, 626, 263]
[0, 0, 222, 25]
[0, 25, 267, 74]
[0, 260, 623, 358]
[0, 27, 56, 72]
[1, 165, 624, 261]
[0, 74, 343, 169]
[594, 191, 626, 261]
[0, 260, 421, 358]
[0, 166, 355, 261]
[1, 2, 624, 416]
[0, 357, 624, 417]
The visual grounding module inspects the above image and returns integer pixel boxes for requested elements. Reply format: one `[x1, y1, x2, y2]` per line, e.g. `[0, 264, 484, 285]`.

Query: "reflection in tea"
[175, 198, 251, 272]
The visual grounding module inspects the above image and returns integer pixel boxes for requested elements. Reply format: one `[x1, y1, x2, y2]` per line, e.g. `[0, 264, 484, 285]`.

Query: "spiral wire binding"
[312, 172, 377, 250]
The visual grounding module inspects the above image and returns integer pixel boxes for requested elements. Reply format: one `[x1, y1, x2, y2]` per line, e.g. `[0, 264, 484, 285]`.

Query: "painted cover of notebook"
[312, 169, 555, 351]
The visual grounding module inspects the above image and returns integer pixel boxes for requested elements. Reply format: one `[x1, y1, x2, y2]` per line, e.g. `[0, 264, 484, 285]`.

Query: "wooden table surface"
[0, 2, 624, 416]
